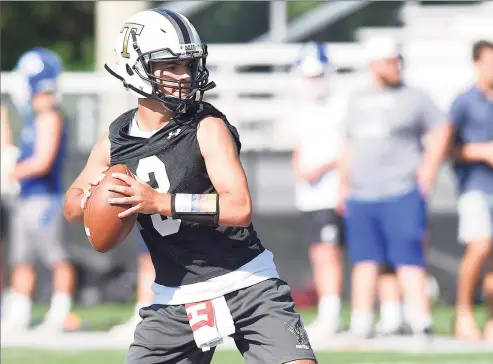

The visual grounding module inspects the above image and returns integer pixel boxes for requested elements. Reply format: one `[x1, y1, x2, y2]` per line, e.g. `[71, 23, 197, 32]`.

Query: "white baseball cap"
[364, 36, 401, 62]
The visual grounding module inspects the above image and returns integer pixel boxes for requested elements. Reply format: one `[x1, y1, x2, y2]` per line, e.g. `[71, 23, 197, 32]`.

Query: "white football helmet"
[292, 42, 332, 78]
[105, 8, 215, 113]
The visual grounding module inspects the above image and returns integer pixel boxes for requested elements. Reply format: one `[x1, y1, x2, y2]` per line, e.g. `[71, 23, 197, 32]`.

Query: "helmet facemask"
[130, 31, 215, 114]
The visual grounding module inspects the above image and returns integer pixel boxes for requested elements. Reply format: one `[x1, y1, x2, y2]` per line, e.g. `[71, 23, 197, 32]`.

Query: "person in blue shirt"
[1, 48, 75, 334]
[450, 39, 493, 342]
[1, 106, 16, 303]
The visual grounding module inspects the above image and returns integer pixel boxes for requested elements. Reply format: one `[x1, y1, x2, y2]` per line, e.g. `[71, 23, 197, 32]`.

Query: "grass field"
[24, 302, 491, 334]
[2, 303, 492, 364]
[2, 349, 493, 364]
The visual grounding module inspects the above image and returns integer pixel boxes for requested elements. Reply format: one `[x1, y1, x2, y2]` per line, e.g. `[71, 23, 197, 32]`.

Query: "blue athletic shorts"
[344, 185, 427, 268]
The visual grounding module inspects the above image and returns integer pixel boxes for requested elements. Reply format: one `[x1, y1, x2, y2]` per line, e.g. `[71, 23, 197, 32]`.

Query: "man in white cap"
[337, 36, 452, 337]
[290, 42, 347, 338]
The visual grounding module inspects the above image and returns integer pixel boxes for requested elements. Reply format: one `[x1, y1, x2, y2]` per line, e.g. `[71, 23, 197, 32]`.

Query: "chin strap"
[104, 63, 217, 114]
[104, 64, 153, 99]
[200, 81, 216, 92]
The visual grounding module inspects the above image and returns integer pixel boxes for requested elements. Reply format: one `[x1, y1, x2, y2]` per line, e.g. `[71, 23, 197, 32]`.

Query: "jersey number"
[136, 156, 181, 236]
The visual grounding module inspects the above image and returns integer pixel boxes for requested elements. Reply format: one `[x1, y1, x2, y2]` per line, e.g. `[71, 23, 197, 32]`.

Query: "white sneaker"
[375, 319, 402, 336]
[349, 312, 374, 339]
[1, 316, 29, 336]
[349, 326, 373, 339]
[109, 316, 140, 337]
[31, 316, 66, 334]
[349, 318, 373, 338]
[305, 316, 340, 343]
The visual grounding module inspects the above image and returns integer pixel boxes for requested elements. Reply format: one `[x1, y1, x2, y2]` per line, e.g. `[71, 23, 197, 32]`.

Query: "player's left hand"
[107, 172, 166, 218]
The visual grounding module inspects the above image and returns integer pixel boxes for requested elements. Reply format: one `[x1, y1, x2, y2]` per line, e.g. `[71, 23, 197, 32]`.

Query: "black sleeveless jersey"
[108, 102, 265, 287]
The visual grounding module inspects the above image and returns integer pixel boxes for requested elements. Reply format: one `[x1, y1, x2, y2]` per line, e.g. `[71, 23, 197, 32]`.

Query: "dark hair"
[473, 40, 493, 62]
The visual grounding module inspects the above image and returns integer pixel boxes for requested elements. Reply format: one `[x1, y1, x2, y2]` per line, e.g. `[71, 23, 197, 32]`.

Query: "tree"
[0, 1, 95, 71]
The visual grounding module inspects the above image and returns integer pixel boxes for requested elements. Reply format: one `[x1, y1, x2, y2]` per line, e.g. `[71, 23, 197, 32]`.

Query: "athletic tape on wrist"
[173, 194, 218, 214]
[171, 194, 220, 226]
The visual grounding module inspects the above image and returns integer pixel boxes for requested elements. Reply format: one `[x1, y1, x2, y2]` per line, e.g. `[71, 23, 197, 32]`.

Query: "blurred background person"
[109, 235, 154, 337]
[338, 35, 452, 338]
[1, 106, 18, 299]
[450, 39, 493, 342]
[1, 48, 76, 334]
[290, 42, 347, 339]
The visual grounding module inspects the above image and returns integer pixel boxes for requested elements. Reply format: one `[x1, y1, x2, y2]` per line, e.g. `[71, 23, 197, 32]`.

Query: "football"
[84, 164, 137, 252]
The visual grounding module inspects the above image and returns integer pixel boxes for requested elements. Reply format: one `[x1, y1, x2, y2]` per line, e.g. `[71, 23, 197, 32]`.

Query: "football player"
[64, 9, 317, 364]
[2, 49, 76, 334]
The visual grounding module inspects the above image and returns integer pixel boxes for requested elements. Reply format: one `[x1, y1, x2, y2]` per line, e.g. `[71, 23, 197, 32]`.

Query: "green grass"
[30, 302, 137, 331]
[1, 303, 490, 364]
[2, 349, 493, 364]
[29, 302, 491, 334]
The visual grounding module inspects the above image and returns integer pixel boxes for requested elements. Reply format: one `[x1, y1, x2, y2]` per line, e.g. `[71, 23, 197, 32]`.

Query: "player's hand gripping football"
[80, 167, 110, 210]
[107, 172, 166, 218]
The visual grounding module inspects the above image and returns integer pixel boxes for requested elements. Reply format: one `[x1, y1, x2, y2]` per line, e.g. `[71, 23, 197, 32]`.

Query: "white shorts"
[458, 191, 493, 243]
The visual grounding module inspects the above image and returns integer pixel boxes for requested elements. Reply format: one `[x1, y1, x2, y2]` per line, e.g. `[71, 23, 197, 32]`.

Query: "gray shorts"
[126, 278, 317, 364]
[9, 195, 68, 266]
[302, 208, 345, 246]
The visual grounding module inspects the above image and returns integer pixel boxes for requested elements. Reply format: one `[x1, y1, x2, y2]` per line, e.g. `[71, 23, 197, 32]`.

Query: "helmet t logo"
[120, 22, 144, 58]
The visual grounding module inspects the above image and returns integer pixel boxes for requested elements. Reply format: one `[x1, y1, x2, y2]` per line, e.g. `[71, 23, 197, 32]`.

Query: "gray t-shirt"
[345, 84, 446, 199]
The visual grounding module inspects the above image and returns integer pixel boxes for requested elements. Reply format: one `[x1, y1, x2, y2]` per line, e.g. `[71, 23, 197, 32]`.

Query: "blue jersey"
[450, 86, 493, 194]
[18, 112, 67, 198]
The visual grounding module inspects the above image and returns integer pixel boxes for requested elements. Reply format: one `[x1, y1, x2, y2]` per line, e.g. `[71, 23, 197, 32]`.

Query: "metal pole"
[95, 1, 147, 136]
[257, 0, 370, 43]
[270, 1, 287, 74]
[270, 0, 288, 43]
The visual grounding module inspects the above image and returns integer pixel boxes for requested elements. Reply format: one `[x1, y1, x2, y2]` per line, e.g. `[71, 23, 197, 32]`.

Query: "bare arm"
[292, 149, 338, 182]
[336, 140, 351, 215]
[12, 110, 62, 180]
[1, 107, 13, 148]
[196, 117, 252, 227]
[64, 132, 111, 224]
[415, 90, 454, 196]
[338, 141, 350, 190]
[450, 140, 492, 163]
[444, 94, 491, 164]
[106, 118, 252, 226]
[418, 123, 454, 194]
[291, 149, 303, 179]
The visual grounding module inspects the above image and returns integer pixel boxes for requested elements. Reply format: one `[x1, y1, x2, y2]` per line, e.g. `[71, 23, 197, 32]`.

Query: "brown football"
[84, 164, 137, 252]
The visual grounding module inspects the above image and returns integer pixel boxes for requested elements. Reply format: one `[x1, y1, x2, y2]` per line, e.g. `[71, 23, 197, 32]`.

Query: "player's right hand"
[81, 167, 109, 210]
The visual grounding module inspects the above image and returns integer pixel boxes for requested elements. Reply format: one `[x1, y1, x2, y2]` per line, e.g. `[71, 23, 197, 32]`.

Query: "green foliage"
[189, 1, 269, 43]
[0, 1, 95, 71]
[287, 1, 321, 21]
[307, 1, 404, 42]
[0, 1, 407, 70]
